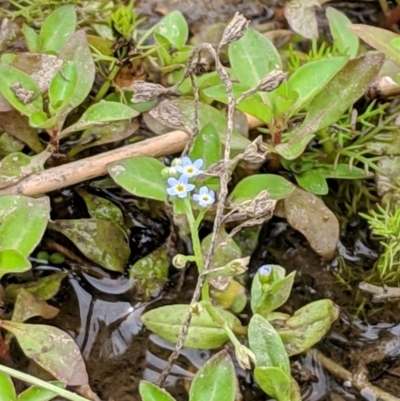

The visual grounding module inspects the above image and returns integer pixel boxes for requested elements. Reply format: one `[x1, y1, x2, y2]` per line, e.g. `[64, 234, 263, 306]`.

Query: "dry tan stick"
[358, 281, 400, 303]
[0, 130, 189, 196]
[311, 349, 400, 401]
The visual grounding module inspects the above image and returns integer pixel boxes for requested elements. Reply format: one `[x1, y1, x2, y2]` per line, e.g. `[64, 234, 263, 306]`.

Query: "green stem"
[317, 127, 335, 158]
[0, 364, 89, 401]
[94, 64, 122, 103]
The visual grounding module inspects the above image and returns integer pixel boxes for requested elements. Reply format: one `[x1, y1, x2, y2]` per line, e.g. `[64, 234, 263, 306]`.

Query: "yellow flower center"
[186, 166, 194, 173]
[202, 195, 210, 202]
[176, 184, 185, 192]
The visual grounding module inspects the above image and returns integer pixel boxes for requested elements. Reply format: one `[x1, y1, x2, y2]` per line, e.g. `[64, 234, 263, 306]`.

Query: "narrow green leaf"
[18, 382, 66, 401]
[229, 174, 295, 204]
[139, 382, 176, 401]
[327, 8, 359, 58]
[350, 24, 400, 66]
[295, 170, 328, 195]
[316, 163, 372, 179]
[0, 250, 31, 279]
[22, 24, 39, 52]
[29, 112, 56, 129]
[229, 28, 281, 89]
[39, 5, 77, 54]
[141, 304, 242, 349]
[0, 64, 42, 117]
[49, 62, 78, 111]
[0, 371, 16, 401]
[59, 30, 95, 110]
[48, 219, 130, 272]
[108, 156, 166, 202]
[155, 11, 188, 49]
[61, 101, 139, 136]
[248, 315, 290, 374]
[190, 351, 236, 401]
[0, 195, 50, 257]
[288, 57, 348, 113]
[0, 321, 88, 386]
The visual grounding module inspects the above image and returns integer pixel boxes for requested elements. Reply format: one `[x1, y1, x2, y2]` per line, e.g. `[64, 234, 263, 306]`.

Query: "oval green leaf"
[48, 219, 130, 272]
[0, 64, 43, 117]
[141, 304, 242, 349]
[108, 156, 167, 202]
[39, 5, 77, 54]
[295, 170, 328, 195]
[0, 250, 31, 279]
[0, 195, 50, 257]
[254, 366, 291, 401]
[17, 382, 66, 401]
[229, 174, 295, 204]
[190, 350, 236, 401]
[155, 11, 188, 49]
[139, 381, 177, 401]
[0, 321, 88, 386]
[190, 123, 222, 168]
[61, 101, 139, 136]
[49, 62, 78, 111]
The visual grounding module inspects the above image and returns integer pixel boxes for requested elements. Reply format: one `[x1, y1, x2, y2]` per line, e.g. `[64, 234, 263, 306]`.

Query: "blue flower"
[175, 156, 204, 178]
[193, 186, 215, 208]
[167, 175, 195, 198]
[258, 265, 273, 278]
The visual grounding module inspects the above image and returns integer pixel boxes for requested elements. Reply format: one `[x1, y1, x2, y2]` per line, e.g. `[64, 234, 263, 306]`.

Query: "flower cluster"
[165, 157, 215, 208]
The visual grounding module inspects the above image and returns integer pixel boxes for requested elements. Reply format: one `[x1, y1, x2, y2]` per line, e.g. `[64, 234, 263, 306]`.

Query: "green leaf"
[0, 195, 50, 257]
[22, 24, 39, 53]
[139, 381, 177, 401]
[39, 5, 76, 54]
[251, 266, 295, 317]
[59, 30, 95, 110]
[0, 64, 43, 117]
[61, 101, 139, 136]
[0, 250, 31, 279]
[12, 288, 59, 322]
[141, 303, 243, 349]
[108, 156, 167, 202]
[77, 189, 124, 227]
[48, 219, 130, 272]
[5, 272, 68, 301]
[203, 84, 272, 124]
[276, 53, 385, 159]
[29, 112, 56, 129]
[170, 98, 250, 153]
[249, 315, 290, 380]
[229, 174, 295, 204]
[49, 62, 78, 111]
[18, 382, 66, 401]
[254, 366, 291, 401]
[0, 151, 50, 189]
[0, 321, 88, 386]
[190, 123, 222, 168]
[0, 371, 16, 401]
[295, 170, 328, 195]
[288, 57, 348, 113]
[350, 24, 400, 66]
[190, 350, 236, 401]
[278, 300, 340, 356]
[229, 28, 281, 90]
[327, 8, 359, 58]
[155, 11, 188, 49]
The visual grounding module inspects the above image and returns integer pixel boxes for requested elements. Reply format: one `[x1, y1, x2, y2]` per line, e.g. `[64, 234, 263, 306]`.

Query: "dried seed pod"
[257, 69, 288, 92]
[219, 12, 249, 47]
[242, 136, 269, 164]
[149, 102, 186, 130]
[128, 80, 166, 103]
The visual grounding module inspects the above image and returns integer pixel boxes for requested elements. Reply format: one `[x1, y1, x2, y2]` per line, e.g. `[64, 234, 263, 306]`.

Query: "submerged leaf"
[284, 188, 339, 260]
[49, 219, 130, 272]
[0, 321, 88, 386]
